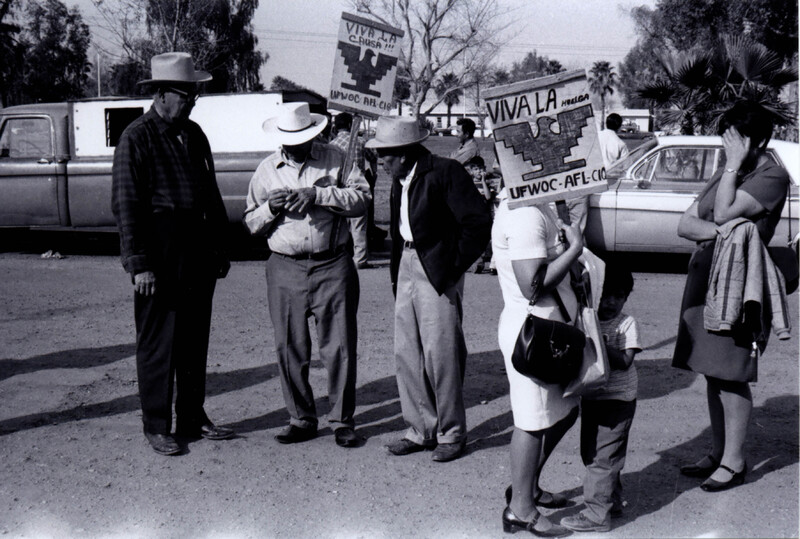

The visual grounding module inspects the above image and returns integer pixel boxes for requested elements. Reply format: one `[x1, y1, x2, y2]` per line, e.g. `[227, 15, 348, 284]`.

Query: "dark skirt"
[672, 241, 757, 382]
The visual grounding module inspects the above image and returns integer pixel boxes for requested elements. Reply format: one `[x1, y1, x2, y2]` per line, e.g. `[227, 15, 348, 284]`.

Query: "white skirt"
[499, 306, 579, 431]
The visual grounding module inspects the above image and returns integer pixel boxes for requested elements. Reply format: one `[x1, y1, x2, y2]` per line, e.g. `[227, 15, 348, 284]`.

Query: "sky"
[68, 0, 656, 98]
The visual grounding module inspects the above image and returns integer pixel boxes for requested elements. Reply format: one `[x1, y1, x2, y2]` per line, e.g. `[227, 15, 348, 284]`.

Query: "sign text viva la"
[486, 89, 590, 124]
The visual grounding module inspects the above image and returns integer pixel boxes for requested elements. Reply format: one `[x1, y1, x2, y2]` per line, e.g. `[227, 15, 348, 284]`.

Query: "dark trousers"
[265, 251, 359, 429]
[134, 277, 216, 435]
[580, 398, 637, 525]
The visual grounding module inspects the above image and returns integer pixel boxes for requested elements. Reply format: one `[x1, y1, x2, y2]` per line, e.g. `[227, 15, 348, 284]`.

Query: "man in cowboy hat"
[365, 116, 491, 462]
[112, 52, 234, 456]
[244, 102, 371, 448]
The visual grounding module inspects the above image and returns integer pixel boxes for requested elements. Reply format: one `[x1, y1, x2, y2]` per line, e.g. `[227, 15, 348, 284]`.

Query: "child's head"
[465, 155, 485, 180]
[599, 262, 634, 321]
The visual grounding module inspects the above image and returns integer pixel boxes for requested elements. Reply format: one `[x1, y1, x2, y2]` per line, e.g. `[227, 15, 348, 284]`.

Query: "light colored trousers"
[394, 246, 467, 445]
[349, 214, 368, 265]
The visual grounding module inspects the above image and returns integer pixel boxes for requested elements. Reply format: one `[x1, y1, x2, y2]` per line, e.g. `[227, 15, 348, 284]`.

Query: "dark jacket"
[390, 147, 492, 295]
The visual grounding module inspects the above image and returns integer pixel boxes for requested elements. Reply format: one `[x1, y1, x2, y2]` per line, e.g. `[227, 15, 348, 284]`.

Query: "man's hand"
[284, 187, 316, 214]
[134, 271, 156, 296]
[267, 188, 291, 213]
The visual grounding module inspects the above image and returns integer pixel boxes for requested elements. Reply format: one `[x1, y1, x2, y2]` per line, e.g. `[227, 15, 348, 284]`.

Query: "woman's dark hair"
[602, 262, 634, 298]
[717, 101, 775, 151]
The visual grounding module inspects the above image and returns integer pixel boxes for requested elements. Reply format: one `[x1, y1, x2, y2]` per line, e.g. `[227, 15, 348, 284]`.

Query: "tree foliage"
[637, 36, 798, 135]
[94, 0, 268, 96]
[588, 61, 617, 127]
[619, 0, 798, 118]
[270, 76, 309, 92]
[434, 72, 462, 127]
[0, 0, 91, 105]
[353, 0, 510, 120]
[507, 51, 564, 82]
[0, 0, 23, 106]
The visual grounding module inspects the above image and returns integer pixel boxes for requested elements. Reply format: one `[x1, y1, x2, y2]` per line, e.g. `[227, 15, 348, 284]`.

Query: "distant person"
[244, 103, 370, 448]
[111, 52, 234, 456]
[598, 113, 629, 169]
[329, 112, 379, 269]
[366, 116, 492, 463]
[673, 101, 791, 492]
[561, 264, 641, 533]
[465, 155, 498, 274]
[450, 117, 480, 165]
[563, 113, 631, 234]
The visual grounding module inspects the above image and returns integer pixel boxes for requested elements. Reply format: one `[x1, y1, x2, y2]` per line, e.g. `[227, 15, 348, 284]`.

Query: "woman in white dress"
[494, 190, 583, 537]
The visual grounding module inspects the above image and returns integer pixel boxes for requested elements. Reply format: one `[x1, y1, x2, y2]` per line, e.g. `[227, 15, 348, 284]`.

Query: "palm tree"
[637, 50, 716, 135]
[638, 36, 797, 135]
[588, 61, 617, 127]
[435, 72, 463, 127]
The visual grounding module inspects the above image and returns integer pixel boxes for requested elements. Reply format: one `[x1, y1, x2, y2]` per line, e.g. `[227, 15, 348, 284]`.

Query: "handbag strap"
[528, 264, 572, 323]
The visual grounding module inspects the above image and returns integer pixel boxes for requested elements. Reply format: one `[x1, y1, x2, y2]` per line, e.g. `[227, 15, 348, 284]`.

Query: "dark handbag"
[511, 265, 586, 385]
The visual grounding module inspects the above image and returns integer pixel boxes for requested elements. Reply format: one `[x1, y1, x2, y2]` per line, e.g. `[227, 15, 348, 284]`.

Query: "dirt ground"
[1, 136, 798, 537]
[1, 240, 798, 538]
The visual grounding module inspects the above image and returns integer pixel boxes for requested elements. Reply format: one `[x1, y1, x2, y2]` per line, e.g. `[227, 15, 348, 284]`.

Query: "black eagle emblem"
[337, 42, 397, 97]
[493, 104, 594, 180]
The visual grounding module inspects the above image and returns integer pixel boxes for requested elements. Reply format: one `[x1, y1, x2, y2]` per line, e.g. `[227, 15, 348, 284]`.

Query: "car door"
[0, 115, 63, 226]
[613, 145, 719, 252]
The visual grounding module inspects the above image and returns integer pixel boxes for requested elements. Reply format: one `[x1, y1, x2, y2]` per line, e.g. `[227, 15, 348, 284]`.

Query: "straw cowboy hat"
[364, 116, 429, 149]
[138, 52, 212, 86]
[262, 102, 328, 146]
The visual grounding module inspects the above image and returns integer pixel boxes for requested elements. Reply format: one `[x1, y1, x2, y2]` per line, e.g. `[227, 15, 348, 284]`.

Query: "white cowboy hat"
[262, 102, 328, 146]
[138, 52, 212, 86]
[364, 116, 429, 149]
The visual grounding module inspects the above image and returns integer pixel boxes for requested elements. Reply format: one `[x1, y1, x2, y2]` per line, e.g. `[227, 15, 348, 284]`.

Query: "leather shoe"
[144, 432, 181, 456]
[680, 454, 719, 478]
[386, 438, 429, 456]
[561, 513, 610, 533]
[356, 262, 375, 269]
[431, 440, 466, 462]
[700, 463, 747, 492]
[199, 422, 235, 440]
[502, 506, 570, 537]
[176, 421, 235, 440]
[334, 427, 360, 447]
[275, 425, 317, 444]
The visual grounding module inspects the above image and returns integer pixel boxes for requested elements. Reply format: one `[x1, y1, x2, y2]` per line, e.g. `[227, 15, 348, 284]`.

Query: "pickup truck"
[0, 92, 325, 230]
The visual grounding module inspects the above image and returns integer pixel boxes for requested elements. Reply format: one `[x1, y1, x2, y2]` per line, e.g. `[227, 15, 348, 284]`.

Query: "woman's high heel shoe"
[680, 455, 719, 478]
[700, 463, 747, 492]
[502, 506, 570, 537]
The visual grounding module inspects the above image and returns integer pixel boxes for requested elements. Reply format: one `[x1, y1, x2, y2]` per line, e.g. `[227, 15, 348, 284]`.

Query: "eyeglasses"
[165, 87, 199, 103]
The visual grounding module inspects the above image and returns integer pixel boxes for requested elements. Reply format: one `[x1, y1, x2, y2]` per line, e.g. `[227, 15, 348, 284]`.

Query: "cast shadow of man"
[0, 357, 281, 436]
[0, 343, 136, 383]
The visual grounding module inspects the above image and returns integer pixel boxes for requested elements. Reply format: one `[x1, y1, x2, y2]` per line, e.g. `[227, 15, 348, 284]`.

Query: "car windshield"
[606, 138, 658, 180]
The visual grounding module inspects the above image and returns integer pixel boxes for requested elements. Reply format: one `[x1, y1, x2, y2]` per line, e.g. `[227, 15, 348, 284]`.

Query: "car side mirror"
[636, 179, 651, 190]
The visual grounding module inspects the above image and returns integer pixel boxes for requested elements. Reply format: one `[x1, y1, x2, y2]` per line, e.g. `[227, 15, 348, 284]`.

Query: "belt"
[403, 241, 415, 249]
[280, 244, 347, 261]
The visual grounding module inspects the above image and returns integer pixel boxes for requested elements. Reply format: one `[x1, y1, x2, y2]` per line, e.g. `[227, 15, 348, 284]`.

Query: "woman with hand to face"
[673, 101, 791, 492]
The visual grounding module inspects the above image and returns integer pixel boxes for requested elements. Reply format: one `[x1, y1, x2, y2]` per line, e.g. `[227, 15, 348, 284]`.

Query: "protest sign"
[483, 70, 606, 208]
[329, 12, 404, 119]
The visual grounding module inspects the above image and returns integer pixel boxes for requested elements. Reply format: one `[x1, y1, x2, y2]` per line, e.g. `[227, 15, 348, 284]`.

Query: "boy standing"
[464, 155, 499, 274]
[561, 265, 641, 533]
